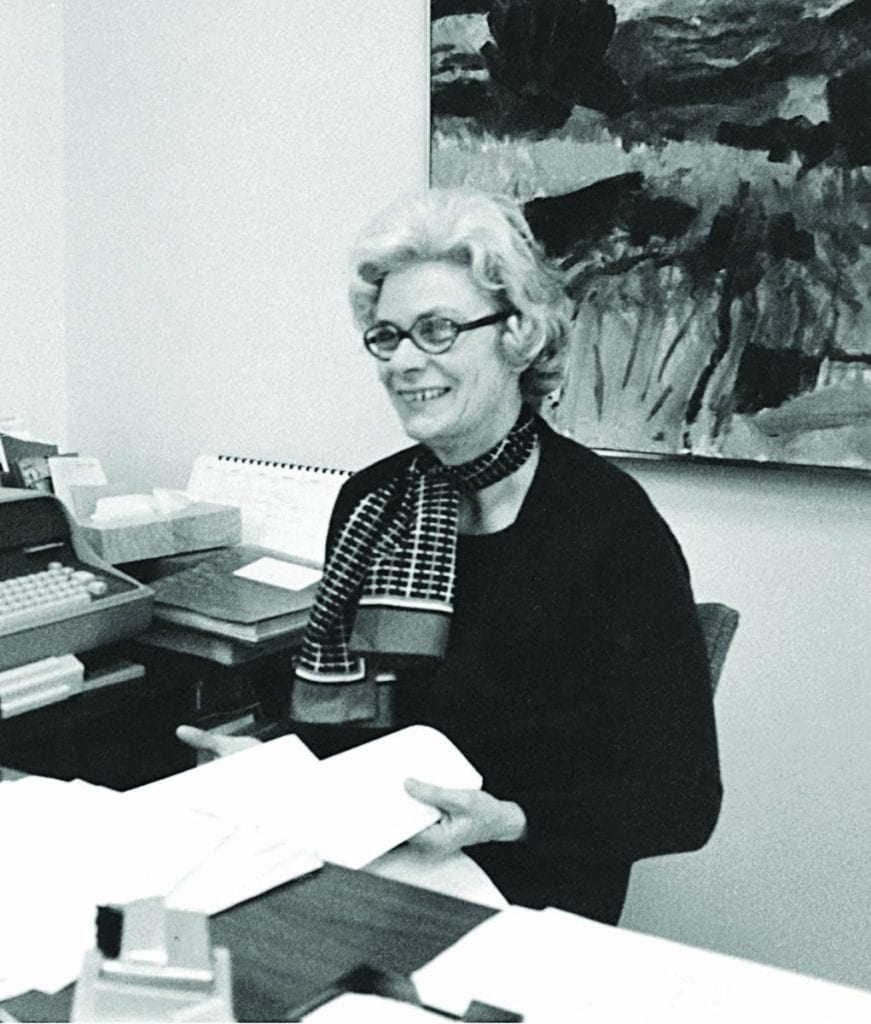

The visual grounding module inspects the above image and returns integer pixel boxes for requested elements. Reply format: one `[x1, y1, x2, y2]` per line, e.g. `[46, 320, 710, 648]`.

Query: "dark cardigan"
[272, 420, 722, 924]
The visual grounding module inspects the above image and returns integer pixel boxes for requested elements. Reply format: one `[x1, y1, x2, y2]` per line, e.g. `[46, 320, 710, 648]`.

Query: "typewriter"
[0, 488, 153, 673]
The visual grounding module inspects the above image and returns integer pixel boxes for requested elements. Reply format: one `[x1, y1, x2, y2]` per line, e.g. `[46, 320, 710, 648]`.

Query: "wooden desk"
[2, 864, 495, 1023]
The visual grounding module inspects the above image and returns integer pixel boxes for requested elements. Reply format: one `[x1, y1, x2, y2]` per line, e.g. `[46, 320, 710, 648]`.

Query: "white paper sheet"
[364, 847, 508, 910]
[166, 825, 323, 916]
[411, 905, 871, 1023]
[411, 906, 543, 1017]
[126, 733, 322, 826]
[314, 726, 483, 869]
[233, 556, 323, 591]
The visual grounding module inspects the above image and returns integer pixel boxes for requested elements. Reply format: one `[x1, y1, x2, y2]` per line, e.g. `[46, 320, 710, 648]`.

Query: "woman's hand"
[404, 778, 527, 855]
[175, 725, 262, 762]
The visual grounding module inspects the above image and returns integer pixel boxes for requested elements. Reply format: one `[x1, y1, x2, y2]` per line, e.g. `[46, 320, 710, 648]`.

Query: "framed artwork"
[430, 0, 871, 472]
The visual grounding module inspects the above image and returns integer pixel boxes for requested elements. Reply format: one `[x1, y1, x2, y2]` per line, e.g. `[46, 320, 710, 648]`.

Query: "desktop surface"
[3, 862, 495, 1023]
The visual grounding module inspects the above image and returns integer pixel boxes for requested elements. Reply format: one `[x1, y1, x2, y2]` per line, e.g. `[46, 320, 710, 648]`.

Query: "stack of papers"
[0, 776, 233, 998]
[129, 726, 483, 871]
[0, 726, 482, 1000]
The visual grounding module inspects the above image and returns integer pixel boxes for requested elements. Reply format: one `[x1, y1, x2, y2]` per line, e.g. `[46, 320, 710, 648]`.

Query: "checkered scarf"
[291, 407, 539, 725]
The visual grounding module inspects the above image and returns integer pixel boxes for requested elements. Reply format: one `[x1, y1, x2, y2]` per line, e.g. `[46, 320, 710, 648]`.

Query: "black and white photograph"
[1, 1, 869, 1020]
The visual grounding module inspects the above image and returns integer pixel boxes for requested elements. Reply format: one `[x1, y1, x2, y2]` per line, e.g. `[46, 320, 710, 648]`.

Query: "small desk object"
[77, 501, 241, 565]
[72, 898, 233, 1022]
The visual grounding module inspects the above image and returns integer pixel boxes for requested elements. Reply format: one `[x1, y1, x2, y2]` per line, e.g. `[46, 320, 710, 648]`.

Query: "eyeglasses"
[363, 310, 513, 361]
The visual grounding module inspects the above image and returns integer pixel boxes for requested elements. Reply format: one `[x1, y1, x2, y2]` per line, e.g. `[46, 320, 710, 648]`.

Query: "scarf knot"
[292, 407, 538, 725]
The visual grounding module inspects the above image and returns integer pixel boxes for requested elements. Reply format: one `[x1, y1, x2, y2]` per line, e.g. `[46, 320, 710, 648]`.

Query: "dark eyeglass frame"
[363, 310, 514, 361]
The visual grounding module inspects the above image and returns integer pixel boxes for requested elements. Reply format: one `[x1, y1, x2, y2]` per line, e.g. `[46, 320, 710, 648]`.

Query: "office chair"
[696, 602, 740, 694]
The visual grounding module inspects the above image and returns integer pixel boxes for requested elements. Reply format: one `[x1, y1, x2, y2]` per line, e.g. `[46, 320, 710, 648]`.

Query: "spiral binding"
[214, 454, 350, 476]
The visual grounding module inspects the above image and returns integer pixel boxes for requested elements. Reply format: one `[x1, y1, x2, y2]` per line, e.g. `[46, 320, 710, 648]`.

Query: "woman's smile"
[393, 385, 452, 405]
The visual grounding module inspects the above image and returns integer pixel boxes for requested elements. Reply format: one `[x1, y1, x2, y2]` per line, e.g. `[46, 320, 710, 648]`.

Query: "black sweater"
[278, 420, 722, 924]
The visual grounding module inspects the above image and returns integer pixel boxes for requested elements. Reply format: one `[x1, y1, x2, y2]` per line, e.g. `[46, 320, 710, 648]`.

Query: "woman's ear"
[503, 313, 545, 372]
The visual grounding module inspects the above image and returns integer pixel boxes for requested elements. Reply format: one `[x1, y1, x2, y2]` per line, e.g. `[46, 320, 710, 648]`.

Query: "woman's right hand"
[176, 724, 262, 762]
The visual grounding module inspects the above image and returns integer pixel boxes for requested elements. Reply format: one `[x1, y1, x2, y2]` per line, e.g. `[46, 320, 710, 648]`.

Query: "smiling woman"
[351, 188, 569, 407]
[371, 260, 526, 464]
[179, 188, 722, 926]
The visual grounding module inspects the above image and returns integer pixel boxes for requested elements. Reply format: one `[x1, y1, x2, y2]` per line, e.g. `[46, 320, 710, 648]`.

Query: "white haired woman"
[180, 188, 721, 925]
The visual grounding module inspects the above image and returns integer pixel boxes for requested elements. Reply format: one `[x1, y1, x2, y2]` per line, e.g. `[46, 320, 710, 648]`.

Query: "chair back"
[696, 602, 740, 694]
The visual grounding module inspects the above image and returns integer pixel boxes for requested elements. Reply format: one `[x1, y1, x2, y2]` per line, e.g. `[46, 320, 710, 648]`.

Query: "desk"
[3, 863, 495, 1023]
[0, 639, 292, 789]
[0, 647, 196, 789]
[8, 857, 871, 1023]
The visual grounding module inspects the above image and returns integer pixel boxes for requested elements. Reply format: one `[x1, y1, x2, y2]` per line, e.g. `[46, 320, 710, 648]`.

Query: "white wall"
[64, 0, 419, 490]
[55, 0, 871, 995]
[619, 458, 871, 991]
[0, 0, 65, 445]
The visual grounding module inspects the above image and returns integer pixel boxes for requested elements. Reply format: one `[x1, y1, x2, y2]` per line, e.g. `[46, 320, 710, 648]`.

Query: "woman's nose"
[388, 334, 427, 370]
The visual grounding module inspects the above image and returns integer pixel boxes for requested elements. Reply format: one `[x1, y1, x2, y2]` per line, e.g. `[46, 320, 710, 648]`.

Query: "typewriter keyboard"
[0, 562, 110, 638]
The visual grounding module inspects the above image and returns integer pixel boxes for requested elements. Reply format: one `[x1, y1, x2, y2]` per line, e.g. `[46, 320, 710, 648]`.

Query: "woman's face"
[373, 260, 524, 465]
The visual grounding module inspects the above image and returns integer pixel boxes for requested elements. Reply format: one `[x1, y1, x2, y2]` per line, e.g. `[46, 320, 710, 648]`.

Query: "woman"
[180, 188, 722, 925]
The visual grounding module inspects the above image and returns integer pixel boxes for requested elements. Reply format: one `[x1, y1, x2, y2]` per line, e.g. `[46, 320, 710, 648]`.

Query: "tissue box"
[78, 503, 242, 564]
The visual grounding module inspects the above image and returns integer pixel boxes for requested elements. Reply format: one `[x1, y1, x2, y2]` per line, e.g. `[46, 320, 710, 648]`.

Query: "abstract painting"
[430, 0, 871, 471]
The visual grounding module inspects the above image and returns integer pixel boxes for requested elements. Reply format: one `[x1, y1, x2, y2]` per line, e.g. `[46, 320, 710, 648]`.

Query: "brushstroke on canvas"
[431, 0, 871, 471]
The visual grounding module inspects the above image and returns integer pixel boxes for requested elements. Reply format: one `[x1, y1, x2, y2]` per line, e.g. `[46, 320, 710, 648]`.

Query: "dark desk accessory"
[290, 963, 523, 1022]
[0, 432, 59, 492]
[71, 897, 234, 1022]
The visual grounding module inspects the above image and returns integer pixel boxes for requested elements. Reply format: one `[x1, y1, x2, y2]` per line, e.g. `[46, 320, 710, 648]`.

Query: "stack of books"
[151, 545, 321, 645]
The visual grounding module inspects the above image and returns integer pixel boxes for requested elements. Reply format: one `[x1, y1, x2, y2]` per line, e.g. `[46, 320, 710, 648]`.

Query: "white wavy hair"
[348, 188, 572, 403]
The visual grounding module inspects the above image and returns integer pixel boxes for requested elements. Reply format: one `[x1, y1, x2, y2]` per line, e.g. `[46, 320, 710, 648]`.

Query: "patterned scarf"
[291, 406, 539, 725]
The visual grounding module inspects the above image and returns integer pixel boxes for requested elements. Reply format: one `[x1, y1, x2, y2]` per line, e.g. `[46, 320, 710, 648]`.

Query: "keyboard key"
[0, 592, 92, 637]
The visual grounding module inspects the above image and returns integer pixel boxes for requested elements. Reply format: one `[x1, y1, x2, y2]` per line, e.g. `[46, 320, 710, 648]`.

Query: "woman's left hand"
[404, 778, 527, 854]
